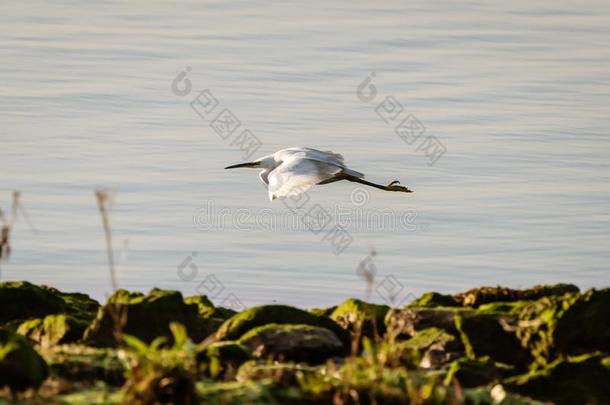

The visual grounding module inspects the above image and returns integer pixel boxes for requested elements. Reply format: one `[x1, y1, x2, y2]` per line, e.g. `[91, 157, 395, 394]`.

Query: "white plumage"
[225, 147, 412, 201]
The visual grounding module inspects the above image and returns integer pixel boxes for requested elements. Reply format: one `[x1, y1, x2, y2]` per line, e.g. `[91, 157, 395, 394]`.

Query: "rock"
[554, 288, 610, 355]
[419, 345, 462, 369]
[329, 299, 389, 339]
[504, 354, 610, 405]
[47, 288, 100, 322]
[410, 292, 459, 308]
[42, 344, 125, 385]
[83, 288, 215, 347]
[185, 295, 237, 332]
[400, 327, 460, 352]
[444, 358, 507, 388]
[455, 312, 531, 368]
[236, 360, 318, 386]
[238, 324, 344, 364]
[516, 288, 610, 366]
[0, 329, 49, 392]
[385, 307, 460, 339]
[0, 282, 100, 328]
[197, 379, 305, 404]
[454, 284, 579, 308]
[198, 341, 251, 380]
[18, 314, 89, 347]
[308, 306, 337, 317]
[0, 281, 65, 324]
[216, 304, 349, 348]
[399, 327, 463, 369]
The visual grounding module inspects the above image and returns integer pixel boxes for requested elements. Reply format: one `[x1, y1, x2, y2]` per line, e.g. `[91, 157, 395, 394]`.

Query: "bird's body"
[225, 147, 412, 201]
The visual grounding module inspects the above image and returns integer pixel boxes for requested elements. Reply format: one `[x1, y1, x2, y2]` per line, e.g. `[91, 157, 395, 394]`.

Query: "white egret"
[225, 147, 413, 201]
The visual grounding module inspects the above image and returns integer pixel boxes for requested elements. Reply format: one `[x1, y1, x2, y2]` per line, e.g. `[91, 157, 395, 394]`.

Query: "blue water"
[1, 1, 609, 309]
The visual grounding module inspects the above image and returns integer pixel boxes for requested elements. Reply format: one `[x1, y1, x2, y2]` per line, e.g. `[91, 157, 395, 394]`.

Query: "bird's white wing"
[267, 156, 342, 200]
[275, 148, 346, 168]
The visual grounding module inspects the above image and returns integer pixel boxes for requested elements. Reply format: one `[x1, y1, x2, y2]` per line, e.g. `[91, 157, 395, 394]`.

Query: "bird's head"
[224, 161, 261, 169]
[224, 155, 276, 170]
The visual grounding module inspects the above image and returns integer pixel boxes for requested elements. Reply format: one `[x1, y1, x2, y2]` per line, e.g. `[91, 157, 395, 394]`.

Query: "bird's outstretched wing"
[274, 147, 364, 178]
[267, 156, 343, 200]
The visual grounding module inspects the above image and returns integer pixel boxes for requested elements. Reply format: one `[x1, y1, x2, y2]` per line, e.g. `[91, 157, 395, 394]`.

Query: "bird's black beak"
[224, 162, 259, 169]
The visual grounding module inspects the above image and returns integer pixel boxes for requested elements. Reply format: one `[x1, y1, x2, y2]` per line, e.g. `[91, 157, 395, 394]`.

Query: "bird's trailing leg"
[321, 174, 413, 193]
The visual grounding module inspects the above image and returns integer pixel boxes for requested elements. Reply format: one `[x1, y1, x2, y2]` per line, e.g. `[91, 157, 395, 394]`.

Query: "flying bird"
[225, 147, 413, 201]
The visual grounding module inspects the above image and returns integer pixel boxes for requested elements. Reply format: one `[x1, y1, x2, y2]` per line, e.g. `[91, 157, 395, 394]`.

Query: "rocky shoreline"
[0, 281, 609, 404]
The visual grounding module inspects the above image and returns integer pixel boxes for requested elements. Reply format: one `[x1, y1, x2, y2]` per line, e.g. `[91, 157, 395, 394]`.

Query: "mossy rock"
[409, 292, 459, 308]
[18, 314, 89, 347]
[236, 360, 318, 386]
[0, 281, 65, 324]
[216, 304, 349, 348]
[0, 282, 100, 329]
[41, 344, 125, 386]
[308, 306, 337, 317]
[196, 380, 305, 405]
[400, 327, 463, 369]
[504, 354, 610, 405]
[455, 312, 531, 368]
[198, 341, 251, 380]
[444, 358, 512, 388]
[184, 295, 215, 317]
[477, 301, 530, 315]
[238, 323, 344, 364]
[329, 298, 389, 338]
[0, 329, 49, 392]
[401, 327, 460, 352]
[554, 288, 610, 355]
[83, 288, 215, 347]
[385, 307, 461, 339]
[46, 288, 100, 322]
[454, 284, 579, 308]
[514, 289, 607, 366]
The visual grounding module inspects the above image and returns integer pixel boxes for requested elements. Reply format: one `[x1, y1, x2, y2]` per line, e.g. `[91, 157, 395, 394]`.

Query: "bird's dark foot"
[386, 180, 413, 193]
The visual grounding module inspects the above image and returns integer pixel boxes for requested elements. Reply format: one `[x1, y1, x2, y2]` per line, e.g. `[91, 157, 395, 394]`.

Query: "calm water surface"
[1, 1, 609, 307]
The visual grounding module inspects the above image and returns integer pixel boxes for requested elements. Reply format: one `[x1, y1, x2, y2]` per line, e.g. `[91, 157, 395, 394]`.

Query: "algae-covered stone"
[0, 282, 100, 328]
[554, 288, 610, 355]
[444, 358, 509, 388]
[308, 306, 337, 317]
[197, 380, 305, 404]
[454, 284, 579, 308]
[410, 292, 459, 308]
[385, 307, 460, 339]
[238, 324, 343, 364]
[0, 281, 65, 324]
[236, 360, 318, 386]
[515, 288, 608, 365]
[455, 312, 531, 368]
[83, 288, 215, 347]
[0, 329, 49, 392]
[198, 341, 251, 380]
[18, 314, 89, 347]
[42, 344, 125, 385]
[47, 288, 100, 322]
[330, 298, 389, 338]
[216, 305, 349, 348]
[400, 327, 459, 352]
[401, 327, 463, 369]
[504, 354, 610, 405]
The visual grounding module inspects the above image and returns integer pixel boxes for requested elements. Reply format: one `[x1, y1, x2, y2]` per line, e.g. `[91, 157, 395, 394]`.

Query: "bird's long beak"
[224, 162, 260, 169]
